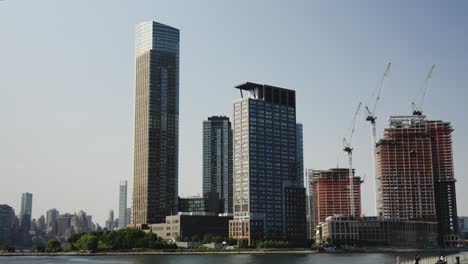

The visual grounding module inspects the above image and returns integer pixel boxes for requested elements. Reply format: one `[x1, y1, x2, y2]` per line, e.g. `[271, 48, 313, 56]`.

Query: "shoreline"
[1, 248, 466, 257]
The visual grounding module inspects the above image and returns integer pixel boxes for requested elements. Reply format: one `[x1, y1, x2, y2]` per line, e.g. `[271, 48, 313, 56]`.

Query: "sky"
[0, 0, 467, 225]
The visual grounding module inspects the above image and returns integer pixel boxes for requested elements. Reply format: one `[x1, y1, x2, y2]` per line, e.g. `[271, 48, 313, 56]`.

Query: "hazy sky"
[1, 0, 467, 225]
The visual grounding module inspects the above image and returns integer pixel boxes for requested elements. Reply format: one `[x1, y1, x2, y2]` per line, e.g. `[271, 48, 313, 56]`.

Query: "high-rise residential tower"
[203, 116, 233, 213]
[228, 82, 306, 245]
[119, 180, 128, 229]
[132, 21, 180, 225]
[20, 192, 33, 224]
[376, 115, 459, 247]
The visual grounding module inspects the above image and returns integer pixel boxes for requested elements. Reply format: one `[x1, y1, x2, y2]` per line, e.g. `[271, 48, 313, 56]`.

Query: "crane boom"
[370, 62, 391, 116]
[412, 64, 436, 116]
[343, 102, 362, 218]
[365, 62, 391, 217]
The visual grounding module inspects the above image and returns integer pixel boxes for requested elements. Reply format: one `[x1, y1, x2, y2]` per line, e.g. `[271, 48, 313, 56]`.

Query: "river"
[0, 253, 451, 264]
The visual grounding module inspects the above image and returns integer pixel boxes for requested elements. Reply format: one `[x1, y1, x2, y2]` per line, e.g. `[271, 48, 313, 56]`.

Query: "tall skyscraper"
[119, 180, 128, 229]
[203, 116, 233, 213]
[296, 123, 304, 186]
[376, 115, 459, 247]
[20, 192, 33, 225]
[228, 82, 306, 245]
[132, 21, 180, 225]
[311, 168, 361, 228]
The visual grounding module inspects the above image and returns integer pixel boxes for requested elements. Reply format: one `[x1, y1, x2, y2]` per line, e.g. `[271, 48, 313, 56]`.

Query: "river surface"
[0, 253, 438, 264]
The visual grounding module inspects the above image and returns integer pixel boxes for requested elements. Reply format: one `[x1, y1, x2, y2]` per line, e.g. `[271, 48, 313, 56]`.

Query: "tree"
[76, 234, 98, 252]
[46, 239, 62, 253]
[190, 234, 200, 242]
[34, 244, 46, 253]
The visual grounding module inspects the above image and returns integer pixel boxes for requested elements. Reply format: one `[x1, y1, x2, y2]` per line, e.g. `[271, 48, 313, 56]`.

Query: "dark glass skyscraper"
[20, 192, 32, 225]
[228, 82, 306, 245]
[132, 21, 179, 225]
[203, 116, 233, 213]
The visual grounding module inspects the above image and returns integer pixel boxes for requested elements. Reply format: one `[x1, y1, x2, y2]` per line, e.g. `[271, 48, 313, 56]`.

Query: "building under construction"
[310, 168, 361, 230]
[376, 115, 459, 247]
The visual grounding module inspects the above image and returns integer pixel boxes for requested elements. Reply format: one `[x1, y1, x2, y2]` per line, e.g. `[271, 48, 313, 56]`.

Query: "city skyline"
[1, 1, 468, 225]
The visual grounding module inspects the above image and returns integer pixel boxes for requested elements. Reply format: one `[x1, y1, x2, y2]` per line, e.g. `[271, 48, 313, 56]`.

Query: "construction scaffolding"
[311, 168, 362, 228]
[376, 115, 459, 247]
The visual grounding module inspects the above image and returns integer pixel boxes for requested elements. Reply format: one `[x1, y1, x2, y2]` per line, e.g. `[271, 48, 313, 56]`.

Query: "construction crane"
[412, 65, 436, 116]
[364, 62, 391, 216]
[343, 102, 362, 217]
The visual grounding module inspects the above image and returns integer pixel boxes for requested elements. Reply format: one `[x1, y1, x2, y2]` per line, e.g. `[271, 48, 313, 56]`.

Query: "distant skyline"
[1, 0, 467, 225]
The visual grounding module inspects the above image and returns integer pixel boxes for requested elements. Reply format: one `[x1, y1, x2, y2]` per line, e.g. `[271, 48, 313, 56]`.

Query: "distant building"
[149, 212, 233, 241]
[203, 116, 233, 213]
[377, 115, 459, 247]
[311, 168, 361, 228]
[459, 217, 468, 239]
[70, 211, 91, 234]
[19, 192, 33, 225]
[132, 21, 180, 225]
[178, 192, 224, 214]
[316, 215, 438, 248]
[57, 214, 72, 239]
[126, 208, 131, 227]
[106, 210, 114, 230]
[0, 205, 16, 245]
[228, 82, 306, 245]
[46, 209, 59, 235]
[119, 180, 128, 229]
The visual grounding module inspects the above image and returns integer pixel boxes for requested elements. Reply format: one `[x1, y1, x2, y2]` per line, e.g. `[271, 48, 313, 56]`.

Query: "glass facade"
[203, 116, 233, 213]
[133, 21, 180, 225]
[229, 83, 306, 244]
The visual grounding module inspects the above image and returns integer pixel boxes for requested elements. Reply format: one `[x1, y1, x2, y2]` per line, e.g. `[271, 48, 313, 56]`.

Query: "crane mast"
[412, 65, 436, 116]
[365, 62, 391, 216]
[343, 102, 362, 217]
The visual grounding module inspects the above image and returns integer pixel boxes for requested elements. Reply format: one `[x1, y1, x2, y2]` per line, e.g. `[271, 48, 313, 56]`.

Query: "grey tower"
[132, 21, 180, 225]
[203, 116, 233, 213]
[119, 181, 128, 229]
[20, 192, 33, 224]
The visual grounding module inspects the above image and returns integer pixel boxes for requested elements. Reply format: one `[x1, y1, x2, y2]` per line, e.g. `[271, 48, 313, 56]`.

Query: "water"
[0, 253, 411, 264]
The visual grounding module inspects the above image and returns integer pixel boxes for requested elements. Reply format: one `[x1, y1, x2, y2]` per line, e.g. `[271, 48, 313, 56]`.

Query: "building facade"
[132, 21, 180, 225]
[203, 116, 233, 213]
[312, 168, 362, 229]
[119, 180, 128, 229]
[178, 192, 224, 214]
[228, 82, 306, 245]
[296, 123, 304, 186]
[316, 215, 438, 248]
[149, 213, 232, 241]
[376, 115, 459, 246]
[459, 217, 468, 240]
[0, 205, 15, 245]
[305, 169, 315, 240]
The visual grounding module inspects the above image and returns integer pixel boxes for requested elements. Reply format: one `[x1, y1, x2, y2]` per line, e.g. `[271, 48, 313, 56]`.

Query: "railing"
[397, 254, 467, 264]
